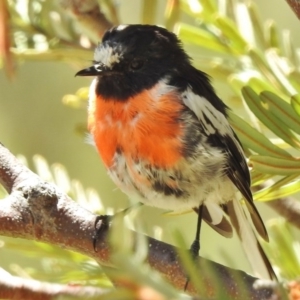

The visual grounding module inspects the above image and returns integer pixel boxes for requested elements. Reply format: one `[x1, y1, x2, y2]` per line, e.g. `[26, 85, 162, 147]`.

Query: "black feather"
[181, 66, 268, 241]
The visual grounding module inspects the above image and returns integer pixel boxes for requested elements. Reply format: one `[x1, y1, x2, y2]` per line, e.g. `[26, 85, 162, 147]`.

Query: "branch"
[267, 196, 300, 230]
[0, 142, 282, 299]
[0, 267, 107, 300]
[285, 0, 300, 19]
[58, 0, 114, 43]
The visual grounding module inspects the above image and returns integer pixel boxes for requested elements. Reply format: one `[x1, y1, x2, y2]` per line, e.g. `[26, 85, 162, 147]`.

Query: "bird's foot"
[93, 215, 112, 252]
[184, 239, 200, 291]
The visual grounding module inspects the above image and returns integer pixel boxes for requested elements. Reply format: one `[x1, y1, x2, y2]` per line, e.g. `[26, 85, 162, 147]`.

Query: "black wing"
[181, 68, 268, 241]
[208, 131, 268, 241]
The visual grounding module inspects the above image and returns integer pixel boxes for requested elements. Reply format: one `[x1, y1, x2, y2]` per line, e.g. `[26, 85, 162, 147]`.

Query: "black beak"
[75, 64, 104, 77]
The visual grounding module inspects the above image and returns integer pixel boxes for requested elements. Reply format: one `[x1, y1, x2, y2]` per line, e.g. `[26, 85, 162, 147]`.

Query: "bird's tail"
[227, 198, 276, 280]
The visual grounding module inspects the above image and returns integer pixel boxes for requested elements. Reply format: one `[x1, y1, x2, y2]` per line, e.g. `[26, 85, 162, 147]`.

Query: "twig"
[0, 142, 282, 299]
[267, 197, 300, 230]
[0, 267, 107, 300]
[0, 0, 14, 78]
[285, 0, 300, 19]
[58, 0, 113, 43]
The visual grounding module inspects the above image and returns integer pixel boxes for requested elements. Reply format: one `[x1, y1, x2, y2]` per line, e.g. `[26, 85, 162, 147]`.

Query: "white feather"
[232, 198, 271, 279]
[94, 45, 122, 68]
[182, 87, 231, 136]
[116, 24, 128, 31]
[205, 202, 223, 225]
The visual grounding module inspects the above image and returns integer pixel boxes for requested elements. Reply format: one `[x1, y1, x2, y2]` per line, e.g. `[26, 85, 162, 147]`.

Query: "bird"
[76, 24, 275, 281]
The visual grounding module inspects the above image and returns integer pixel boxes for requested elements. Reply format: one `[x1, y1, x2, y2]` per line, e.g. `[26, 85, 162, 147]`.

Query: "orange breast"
[88, 83, 184, 168]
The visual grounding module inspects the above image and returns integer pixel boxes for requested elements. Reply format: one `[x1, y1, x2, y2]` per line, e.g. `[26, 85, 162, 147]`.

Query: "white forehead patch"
[116, 24, 128, 31]
[94, 45, 122, 68]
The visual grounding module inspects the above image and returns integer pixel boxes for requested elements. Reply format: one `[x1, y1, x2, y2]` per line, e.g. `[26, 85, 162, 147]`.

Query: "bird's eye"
[130, 59, 144, 71]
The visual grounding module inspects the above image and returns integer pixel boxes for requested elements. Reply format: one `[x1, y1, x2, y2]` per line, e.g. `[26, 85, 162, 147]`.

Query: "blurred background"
[1, 0, 300, 286]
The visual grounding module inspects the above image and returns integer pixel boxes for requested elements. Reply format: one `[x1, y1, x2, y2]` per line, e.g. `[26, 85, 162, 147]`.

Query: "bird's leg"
[184, 204, 203, 290]
[93, 203, 143, 251]
[190, 204, 203, 257]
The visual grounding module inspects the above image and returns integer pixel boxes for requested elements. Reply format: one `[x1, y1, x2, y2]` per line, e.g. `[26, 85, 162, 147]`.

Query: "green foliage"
[2, 237, 110, 285]
[264, 219, 300, 280]
[6, 0, 93, 63]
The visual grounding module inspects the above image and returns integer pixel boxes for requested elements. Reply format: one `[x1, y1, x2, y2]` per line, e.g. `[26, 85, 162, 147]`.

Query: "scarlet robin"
[76, 24, 275, 280]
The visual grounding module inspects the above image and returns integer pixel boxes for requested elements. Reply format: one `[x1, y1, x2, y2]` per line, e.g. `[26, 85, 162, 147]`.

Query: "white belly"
[107, 148, 236, 211]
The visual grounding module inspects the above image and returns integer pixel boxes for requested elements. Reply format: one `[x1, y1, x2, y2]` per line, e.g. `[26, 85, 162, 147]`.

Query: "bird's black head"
[76, 24, 191, 100]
